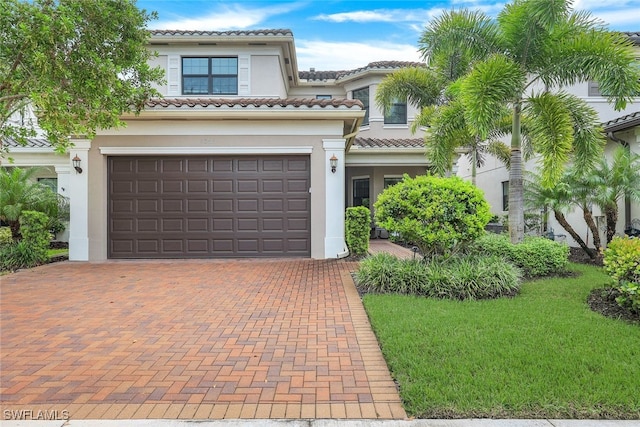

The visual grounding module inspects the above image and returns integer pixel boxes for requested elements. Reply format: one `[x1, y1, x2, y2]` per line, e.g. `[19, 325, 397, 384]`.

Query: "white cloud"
[296, 40, 422, 71]
[150, 3, 303, 30]
[587, 8, 640, 29]
[313, 8, 443, 24]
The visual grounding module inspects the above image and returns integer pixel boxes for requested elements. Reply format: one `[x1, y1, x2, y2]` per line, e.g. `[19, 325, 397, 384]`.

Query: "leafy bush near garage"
[603, 236, 640, 313]
[345, 206, 371, 256]
[0, 211, 50, 271]
[469, 233, 568, 277]
[374, 175, 492, 257]
[356, 253, 521, 300]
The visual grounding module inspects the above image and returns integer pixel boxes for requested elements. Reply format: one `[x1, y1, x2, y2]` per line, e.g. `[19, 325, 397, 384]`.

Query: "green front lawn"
[363, 263, 640, 419]
[47, 248, 68, 258]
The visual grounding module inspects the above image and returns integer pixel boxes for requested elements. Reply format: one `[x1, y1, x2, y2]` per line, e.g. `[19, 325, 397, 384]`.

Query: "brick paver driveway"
[0, 259, 405, 420]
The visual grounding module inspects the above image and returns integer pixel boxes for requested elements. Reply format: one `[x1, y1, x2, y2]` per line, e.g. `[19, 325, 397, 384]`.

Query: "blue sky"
[138, 0, 640, 71]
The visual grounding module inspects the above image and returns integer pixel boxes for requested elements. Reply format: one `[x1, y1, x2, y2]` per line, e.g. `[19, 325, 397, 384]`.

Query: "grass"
[362, 263, 640, 419]
[47, 248, 68, 258]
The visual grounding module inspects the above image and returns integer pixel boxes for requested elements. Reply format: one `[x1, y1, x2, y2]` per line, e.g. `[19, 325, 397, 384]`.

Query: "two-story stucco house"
[4, 29, 435, 261]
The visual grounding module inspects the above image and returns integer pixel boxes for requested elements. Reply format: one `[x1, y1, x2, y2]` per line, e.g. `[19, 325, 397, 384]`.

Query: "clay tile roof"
[336, 61, 425, 80]
[144, 97, 363, 109]
[623, 31, 640, 44]
[3, 137, 52, 148]
[299, 61, 426, 82]
[353, 137, 425, 149]
[150, 29, 293, 37]
[602, 111, 640, 132]
[298, 70, 345, 81]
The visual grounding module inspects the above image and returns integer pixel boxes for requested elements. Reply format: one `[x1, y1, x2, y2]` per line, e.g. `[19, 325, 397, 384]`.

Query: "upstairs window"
[384, 99, 407, 124]
[182, 57, 238, 95]
[316, 95, 332, 100]
[352, 87, 369, 126]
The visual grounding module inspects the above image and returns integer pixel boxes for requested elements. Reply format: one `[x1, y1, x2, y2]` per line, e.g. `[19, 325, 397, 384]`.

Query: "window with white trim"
[182, 57, 238, 95]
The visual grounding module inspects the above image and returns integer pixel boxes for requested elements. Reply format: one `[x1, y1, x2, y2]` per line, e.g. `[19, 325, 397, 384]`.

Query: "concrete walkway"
[0, 259, 404, 420]
[368, 240, 418, 260]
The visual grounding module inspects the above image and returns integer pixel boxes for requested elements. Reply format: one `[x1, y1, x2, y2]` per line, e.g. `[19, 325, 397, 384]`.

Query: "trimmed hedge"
[346, 206, 371, 256]
[356, 253, 521, 300]
[469, 233, 569, 277]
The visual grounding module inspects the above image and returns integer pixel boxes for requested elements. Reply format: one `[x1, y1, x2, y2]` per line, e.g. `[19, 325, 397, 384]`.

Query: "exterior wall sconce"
[72, 155, 83, 174]
[330, 154, 338, 173]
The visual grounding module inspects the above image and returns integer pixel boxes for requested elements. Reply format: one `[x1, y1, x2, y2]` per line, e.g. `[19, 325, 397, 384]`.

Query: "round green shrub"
[373, 175, 492, 256]
[470, 233, 569, 277]
[356, 253, 521, 300]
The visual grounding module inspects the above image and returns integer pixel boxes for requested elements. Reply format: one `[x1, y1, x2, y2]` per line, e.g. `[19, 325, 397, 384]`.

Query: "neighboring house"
[457, 32, 640, 247]
[3, 29, 434, 261]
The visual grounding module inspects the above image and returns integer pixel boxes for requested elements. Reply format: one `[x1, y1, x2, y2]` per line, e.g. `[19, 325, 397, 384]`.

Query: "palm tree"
[0, 167, 66, 240]
[420, 0, 640, 243]
[585, 146, 640, 244]
[524, 171, 598, 259]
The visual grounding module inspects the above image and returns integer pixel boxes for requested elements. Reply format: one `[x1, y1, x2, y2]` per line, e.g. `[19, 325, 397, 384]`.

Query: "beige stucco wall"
[251, 55, 287, 97]
[88, 119, 348, 261]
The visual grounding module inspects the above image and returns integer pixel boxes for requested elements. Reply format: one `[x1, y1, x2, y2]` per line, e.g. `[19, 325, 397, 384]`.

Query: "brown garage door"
[108, 156, 311, 258]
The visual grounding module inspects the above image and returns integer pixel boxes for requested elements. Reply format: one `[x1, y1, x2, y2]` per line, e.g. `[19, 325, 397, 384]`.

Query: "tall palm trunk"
[554, 210, 597, 259]
[581, 204, 601, 250]
[605, 204, 618, 244]
[508, 103, 525, 244]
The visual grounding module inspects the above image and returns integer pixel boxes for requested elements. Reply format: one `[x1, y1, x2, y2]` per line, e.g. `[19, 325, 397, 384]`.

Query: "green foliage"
[616, 282, 640, 314]
[1, 0, 164, 153]
[374, 175, 491, 256]
[0, 167, 69, 239]
[345, 206, 371, 256]
[470, 233, 569, 277]
[603, 236, 640, 283]
[0, 227, 12, 246]
[356, 253, 521, 300]
[0, 210, 50, 271]
[603, 236, 640, 313]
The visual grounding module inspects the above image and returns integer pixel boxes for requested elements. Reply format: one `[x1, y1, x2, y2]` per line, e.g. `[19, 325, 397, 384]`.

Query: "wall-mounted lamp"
[72, 155, 83, 174]
[330, 154, 338, 173]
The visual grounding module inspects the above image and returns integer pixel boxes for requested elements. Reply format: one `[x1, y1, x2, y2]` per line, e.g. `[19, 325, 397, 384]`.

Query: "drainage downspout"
[607, 131, 632, 229]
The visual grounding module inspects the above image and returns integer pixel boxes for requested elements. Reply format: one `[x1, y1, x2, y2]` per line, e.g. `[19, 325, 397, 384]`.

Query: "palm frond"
[540, 25, 640, 110]
[524, 92, 575, 187]
[419, 9, 501, 68]
[485, 140, 512, 169]
[375, 67, 443, 111]
[460, 55, 526, 139]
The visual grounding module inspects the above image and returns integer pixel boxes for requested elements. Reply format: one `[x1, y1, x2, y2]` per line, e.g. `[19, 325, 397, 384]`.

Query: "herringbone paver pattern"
[0, 259, 405, 420]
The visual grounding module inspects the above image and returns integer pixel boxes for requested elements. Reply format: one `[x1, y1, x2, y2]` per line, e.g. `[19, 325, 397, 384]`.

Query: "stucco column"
[323, 139, 348, 258]
[68, 139, 91, 261]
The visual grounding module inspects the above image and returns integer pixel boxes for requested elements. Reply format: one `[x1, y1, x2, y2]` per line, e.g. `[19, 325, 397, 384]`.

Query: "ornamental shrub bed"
[356, 253, 521, 300]
[469, 233, 569, 277]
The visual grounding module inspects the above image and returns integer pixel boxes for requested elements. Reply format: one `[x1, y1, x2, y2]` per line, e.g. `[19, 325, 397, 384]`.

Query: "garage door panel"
[187, 199, 209, 212]
[187, 180, 208, 193]
[162, 218, 183, 232]
[187, 159, 208, 172]
[137, 159, 159, 173]
[109, 155, 310, 258]
[237, 180, 258, 193]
